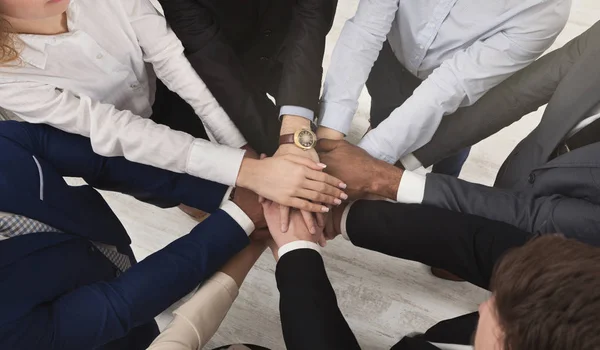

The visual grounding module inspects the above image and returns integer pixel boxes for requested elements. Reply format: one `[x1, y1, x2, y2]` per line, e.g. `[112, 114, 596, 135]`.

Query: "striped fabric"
[0, 213, 131, 272]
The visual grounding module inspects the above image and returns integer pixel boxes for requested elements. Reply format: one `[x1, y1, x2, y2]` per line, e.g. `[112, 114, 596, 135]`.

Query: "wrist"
[280, 115, 311, 135]
[236, 157, 259, 190]
[316, 126, 344, 140]
[369, 163, 403, 200]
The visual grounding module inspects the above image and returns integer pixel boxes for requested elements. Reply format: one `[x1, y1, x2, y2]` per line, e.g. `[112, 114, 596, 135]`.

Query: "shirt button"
[528, 173, 536, 184]
[96, 53, 103, 59]
[259, 56, 270, 62]
[264, 29, 272, 37]
[130, 83, 140, 89]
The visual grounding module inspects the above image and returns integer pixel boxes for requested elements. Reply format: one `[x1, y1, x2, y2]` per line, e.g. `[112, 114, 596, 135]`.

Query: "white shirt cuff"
[220, 201, 255, 236]
[358, 131, 398, 164]
[279, 105, 315, 122]
[340, 201, 355, 241]
[186, 139, 246, 187]
[399, 153, 423, 171]
[396, 171, 426, 204]
[318, 101, 355, 136]
[278, 241, 321, 259]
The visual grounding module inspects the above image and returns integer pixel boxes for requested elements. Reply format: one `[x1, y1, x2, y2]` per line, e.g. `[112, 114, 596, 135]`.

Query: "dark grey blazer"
[413, 21, 600, 244]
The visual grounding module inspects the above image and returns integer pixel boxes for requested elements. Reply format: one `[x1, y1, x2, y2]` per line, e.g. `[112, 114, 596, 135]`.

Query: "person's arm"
[0, 121, 229, 212]
[358, 0, 571, 164]
[0, 80, 245, 186]
[155, 0, 280, 156]
[278, 0, 338, 123]
[1, 210, 251, 350]
[122, 0, 246, 149]
[262, 202, 361, 350]
[147, 241, 267, 350]
[421, 173, 600, 244]
[411, 22, 599, 168]
[318, 0, 400, 140]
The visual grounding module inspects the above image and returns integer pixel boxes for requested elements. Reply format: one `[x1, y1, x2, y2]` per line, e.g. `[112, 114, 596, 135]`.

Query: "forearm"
[281, 115, 312, 136]
[148, 242, 266, 350]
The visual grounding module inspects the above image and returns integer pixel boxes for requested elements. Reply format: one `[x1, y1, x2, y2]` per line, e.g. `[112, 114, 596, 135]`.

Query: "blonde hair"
[0, 17, 19, 64]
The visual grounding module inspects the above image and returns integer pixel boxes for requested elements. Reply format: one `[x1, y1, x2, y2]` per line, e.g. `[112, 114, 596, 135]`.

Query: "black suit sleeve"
[157, 0, 281, 155]
[276, 0, 338, 112]
[345, 201, 531, 290]
[276, 249, 361, 350]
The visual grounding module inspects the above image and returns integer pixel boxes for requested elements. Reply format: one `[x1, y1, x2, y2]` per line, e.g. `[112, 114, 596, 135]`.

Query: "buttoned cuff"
[399, 153, 423, 171]
[186, 139, 246, 187]
[340, 201, 356, 241]
[220, 201, 255, 236]
[279, 105, 315, 122]
[396, 171, 426, 204]
[278, 241, 321, 259]
[318, 101, 355, 136]
[358, 131, 398, 164]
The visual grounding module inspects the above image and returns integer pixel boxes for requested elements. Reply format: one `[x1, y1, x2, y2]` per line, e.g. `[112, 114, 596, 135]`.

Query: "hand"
[261, 200, 325, 250]
[232, 187, 266, 229]
[274, 144, 325, 234]
[249, 228, 271, 242]
[324, 202, 346, 241]
[317, 139, 402, 200]
[236, 154, 347, 219]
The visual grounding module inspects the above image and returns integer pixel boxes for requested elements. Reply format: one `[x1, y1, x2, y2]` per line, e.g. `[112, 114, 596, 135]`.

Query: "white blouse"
[0, 0, 247, 186]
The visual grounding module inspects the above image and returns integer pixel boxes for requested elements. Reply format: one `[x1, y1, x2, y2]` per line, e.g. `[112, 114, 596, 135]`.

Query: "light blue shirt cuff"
[358, 131, 398, 164]
[318, 101, 356, 136]
[279, 106, 315, 122]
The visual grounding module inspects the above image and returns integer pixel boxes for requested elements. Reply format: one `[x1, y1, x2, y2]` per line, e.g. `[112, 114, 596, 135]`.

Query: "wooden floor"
[85, 2, 597, 349]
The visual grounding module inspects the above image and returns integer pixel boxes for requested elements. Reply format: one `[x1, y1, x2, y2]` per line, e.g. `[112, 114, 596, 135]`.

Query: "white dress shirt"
[396, 103, 600, 204]
[319, 0, 571, 164]
[0, 0, 247, 186]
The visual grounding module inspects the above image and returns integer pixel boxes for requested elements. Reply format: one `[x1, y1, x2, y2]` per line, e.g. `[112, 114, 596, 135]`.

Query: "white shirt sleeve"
[123, 0, 247, 149]
[399, 153, 423, 171]
[358, 2, 570, 163]
[396, 171, 426, 204]
[0, 81, 245, 186]
[318, 0, 401, 135]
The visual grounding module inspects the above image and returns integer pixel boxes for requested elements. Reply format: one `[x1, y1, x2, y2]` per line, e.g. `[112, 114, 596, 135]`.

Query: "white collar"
[17, 0, 80, 69]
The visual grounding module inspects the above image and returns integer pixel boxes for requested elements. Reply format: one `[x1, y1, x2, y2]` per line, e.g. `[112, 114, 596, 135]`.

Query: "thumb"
[316, 138, 340, 153]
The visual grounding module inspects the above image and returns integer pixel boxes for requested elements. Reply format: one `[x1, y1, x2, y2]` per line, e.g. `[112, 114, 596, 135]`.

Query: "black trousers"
[366, 42, 471, 177]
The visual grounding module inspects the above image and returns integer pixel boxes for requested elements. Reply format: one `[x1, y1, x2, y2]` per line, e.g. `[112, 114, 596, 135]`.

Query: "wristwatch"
[279, 129, 317, 150]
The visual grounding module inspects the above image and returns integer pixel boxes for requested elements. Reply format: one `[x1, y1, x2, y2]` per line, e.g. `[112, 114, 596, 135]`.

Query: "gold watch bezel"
[293, 129, 317, 150]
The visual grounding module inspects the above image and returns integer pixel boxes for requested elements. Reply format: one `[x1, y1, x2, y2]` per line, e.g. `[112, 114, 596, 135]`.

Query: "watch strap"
[279, 134, 295, 145]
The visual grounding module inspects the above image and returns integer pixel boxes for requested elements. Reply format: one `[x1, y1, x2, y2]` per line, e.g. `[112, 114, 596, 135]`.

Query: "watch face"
[296, 129, 316, 149]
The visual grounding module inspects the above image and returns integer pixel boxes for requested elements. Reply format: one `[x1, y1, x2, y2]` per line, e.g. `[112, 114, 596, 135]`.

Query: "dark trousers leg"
[366, 42, 470, 176]
[346, 200, 532, 290]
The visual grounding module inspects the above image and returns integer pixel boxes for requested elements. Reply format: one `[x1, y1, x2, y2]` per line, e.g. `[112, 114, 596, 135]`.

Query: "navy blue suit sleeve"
[3, 210, 248, 350]
[0, 121, 228, 212]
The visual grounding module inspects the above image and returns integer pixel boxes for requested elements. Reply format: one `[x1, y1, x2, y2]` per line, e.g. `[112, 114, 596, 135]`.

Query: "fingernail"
[340, 193, 349, 200]
[318, 163, 327, 168]
[281, 225, 288, 232]
[334, 198, 342, 205]
[310, 227, 316, 234]
[321, 206, 330, 212]
[339, 183, 347, 189]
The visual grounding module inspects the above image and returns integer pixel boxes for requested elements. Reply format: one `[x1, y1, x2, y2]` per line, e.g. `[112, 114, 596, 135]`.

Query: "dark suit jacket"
[408, 21, 600, 244]
[158, 0, 338, 155]
[0, 122, 250, 350]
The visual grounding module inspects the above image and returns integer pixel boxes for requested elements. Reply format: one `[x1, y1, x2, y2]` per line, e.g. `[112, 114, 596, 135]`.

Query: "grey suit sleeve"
[423, 174, 600, 246]
[413, 23, 597, 167]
